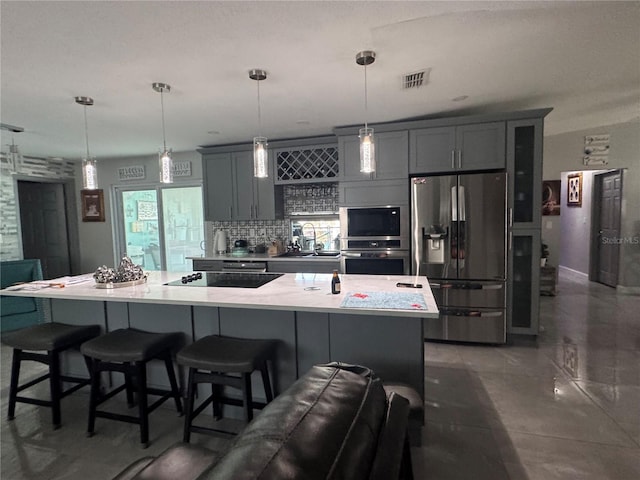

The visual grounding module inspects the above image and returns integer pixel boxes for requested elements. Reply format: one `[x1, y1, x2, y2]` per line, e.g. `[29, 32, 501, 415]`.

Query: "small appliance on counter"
[213, 229, 228, 254]
[231, 239, 249, 256]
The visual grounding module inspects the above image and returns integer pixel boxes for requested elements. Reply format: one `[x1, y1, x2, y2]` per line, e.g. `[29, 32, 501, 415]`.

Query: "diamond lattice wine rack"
[276, 146, 339, 182]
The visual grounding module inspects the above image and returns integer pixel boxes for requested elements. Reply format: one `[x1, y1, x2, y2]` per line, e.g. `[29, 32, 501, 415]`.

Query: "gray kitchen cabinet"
[339, 130, 408, 181]
[202, 150, 278, 221]
[409, 122, 505, 174]
[507, 118, 543, 229]
[267, 260, 339, 274]
[192, 259, 224, 271]
[203, 152, 234, 221]
[508, 229, 541, 336]
[338, 179, 408, 207]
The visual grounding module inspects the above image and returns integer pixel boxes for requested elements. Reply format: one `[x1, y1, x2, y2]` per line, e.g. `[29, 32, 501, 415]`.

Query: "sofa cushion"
[200, 363, 387, 480]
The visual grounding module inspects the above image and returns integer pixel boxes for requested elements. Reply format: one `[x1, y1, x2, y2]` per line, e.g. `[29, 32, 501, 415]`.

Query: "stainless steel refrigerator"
[411, 172, 507, 343]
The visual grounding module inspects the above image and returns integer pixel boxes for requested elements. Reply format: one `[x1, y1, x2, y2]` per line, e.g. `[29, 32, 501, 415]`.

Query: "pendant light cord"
[364, 63, 368, 130]
[83, 104, 91, 159]
[256, 79, 262, 136]
[160, 89, 167, 151]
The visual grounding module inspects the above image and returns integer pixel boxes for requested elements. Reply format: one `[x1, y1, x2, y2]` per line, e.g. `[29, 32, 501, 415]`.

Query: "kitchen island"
[1, 272, 436, 411]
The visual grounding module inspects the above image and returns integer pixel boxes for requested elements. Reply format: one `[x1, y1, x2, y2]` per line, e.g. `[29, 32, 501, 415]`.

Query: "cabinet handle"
[451, 150, 456, 169]
[509, 208, 513, 228]
[254, 204, 259, 218]
[229, 206, 233, 218]
[509, 231, 512, 251]
[457, 150, 462, 169]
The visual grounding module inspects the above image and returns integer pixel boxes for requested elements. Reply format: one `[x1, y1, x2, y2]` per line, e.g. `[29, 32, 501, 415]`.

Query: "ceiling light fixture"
[152, 82, 173, 184]
[7, 136, 24, 175]
[356, 50, 376, 174]
[75, 96, 98, 190]
[249, 69, 268, 178]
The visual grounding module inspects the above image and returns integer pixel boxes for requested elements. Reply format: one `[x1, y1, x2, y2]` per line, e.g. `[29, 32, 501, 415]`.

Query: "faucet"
[300, 223, 317, 253]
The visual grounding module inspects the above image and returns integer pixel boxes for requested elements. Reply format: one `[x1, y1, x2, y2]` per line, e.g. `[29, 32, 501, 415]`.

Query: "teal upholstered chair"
[1, 259, 45, 334]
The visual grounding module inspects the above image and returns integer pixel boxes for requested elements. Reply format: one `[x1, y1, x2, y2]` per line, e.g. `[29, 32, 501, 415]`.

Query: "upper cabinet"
[339, 130, 408, 182]
[409, 122, 506, 174]
[507, 118, 543, 229]
[202, 149, 280, 221]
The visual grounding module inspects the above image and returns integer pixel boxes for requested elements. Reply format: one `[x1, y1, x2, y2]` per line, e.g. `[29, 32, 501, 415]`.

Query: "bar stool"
[177, 335, 277, 441]
[2, 322, 101, 428]
[80, 328, 183, 447]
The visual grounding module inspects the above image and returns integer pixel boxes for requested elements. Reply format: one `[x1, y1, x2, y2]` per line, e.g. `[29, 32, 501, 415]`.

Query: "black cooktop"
[166, 272, 283, 288]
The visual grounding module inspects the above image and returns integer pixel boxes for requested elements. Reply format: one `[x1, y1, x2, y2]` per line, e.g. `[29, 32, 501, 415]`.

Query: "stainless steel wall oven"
[339, 206, 410, 275]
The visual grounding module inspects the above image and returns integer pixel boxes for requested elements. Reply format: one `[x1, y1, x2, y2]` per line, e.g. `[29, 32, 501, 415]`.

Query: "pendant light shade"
[8, 137, 24, 174]
[249, 69, 268, 178]
[356, 50, 376, 174]
[75, 96, 98, 189]
[153, 82, 173, 184]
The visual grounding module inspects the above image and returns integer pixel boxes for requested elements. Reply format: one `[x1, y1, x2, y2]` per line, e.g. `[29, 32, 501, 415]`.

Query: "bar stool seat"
[81, 328, 183, 448]
[2, 322, 101, 428]
[177, 335, 277, 442]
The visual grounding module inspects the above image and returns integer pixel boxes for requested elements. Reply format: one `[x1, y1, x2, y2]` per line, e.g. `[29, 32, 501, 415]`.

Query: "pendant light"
[356, 50, 376, 174]
[8, 136, 24, 174]
[249, 69, 268, 178]
[153, 82, 173, 184]
[75, 96, 98, 189]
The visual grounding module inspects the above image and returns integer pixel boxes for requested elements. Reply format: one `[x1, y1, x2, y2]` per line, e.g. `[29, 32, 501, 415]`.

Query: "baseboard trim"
[617, 285, 640, 295]
[558, 265, 589, 279]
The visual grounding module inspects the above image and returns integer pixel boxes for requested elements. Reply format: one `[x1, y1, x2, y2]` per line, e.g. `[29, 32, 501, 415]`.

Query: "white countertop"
[1, 272, 438, 318]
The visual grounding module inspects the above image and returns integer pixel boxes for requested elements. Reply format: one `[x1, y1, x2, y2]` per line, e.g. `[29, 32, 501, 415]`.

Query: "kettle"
[214, 229, 227, 254]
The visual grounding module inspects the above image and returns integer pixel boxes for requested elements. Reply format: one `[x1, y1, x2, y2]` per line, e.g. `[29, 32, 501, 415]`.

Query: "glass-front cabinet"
[508, 229, 541, 335]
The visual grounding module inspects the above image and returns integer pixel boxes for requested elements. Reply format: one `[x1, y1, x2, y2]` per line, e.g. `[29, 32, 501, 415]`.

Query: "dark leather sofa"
[113, 363, 414, 480]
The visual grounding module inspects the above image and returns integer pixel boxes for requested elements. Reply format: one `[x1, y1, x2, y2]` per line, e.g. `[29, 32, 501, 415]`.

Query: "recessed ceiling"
[1, 1, 638, 161]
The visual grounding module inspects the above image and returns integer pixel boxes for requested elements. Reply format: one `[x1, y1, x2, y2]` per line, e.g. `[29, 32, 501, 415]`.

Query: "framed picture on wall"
[567, 173, 583, 207]
[542, 180, 561, 216]
[81, 189, 105, 222]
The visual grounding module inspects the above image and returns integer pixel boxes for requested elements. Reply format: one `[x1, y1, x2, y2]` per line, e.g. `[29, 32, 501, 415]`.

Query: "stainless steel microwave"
[339, 206, 409, 250]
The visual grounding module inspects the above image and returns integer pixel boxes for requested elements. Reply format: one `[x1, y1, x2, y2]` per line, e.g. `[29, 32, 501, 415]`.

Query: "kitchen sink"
[277, 251, 340, 258]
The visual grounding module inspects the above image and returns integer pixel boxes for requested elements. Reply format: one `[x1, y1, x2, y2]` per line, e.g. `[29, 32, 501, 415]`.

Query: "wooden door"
[595, 170, 622, 287]
[18, 181, 71, 279]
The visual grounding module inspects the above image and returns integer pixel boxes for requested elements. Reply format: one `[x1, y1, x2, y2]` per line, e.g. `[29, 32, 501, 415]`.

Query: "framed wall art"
[567, 173, 583, 207]
[81, 189, 105, 222]
[542, 180, 561, 216]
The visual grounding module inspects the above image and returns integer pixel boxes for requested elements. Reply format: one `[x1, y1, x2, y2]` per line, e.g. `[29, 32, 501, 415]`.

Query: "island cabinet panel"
[296, 312, 330, 375]
[128, 303, 193, 388]
[219, 308, 297, 400]
[410, 122, 506, 174]
[339, 130, 409, 182]
[51, 299, 108, 378]
[202, 150, 279, 221]
[328, 313, 424, 398]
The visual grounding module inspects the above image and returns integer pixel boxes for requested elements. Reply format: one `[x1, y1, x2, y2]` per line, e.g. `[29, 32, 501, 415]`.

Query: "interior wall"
[76, 151, 203, 273]
[559, 170, 602, 276]
[543, 118, 640, 289]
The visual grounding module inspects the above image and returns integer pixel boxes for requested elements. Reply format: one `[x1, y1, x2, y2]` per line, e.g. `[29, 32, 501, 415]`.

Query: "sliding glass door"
[115, 185, 204, 271]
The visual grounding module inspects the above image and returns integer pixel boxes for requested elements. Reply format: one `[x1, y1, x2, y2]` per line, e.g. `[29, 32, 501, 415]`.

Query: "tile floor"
[1, 269, 639, 479]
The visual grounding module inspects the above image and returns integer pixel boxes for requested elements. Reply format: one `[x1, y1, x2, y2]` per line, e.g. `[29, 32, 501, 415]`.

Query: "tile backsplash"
[206, 183, 339, 251]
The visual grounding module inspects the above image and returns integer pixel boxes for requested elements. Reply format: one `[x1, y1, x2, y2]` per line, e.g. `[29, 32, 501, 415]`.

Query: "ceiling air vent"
[402, 68, 431, 89]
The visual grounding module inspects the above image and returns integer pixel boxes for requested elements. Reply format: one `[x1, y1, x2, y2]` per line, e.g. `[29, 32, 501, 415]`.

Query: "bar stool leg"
[48, 350, 62, 429]
[162, 352, 183, 414]
[136, 362, 149, 447]
[241, 373, 253, 422]
[124, 363, 135, 408]
[211, 381, 222, 419]
[183, 368, 196, 443]
[7, 349, 22, 421]
[260, 363, 274, 402]
[87, 358, 100, 437]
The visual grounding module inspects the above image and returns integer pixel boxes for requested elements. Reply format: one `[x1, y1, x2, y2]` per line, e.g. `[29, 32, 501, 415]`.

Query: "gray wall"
[75, 151, 203, 273]
[543, 118, 640, 289]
